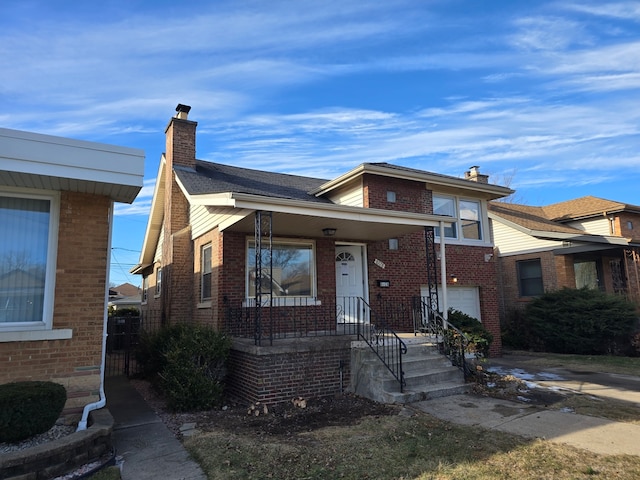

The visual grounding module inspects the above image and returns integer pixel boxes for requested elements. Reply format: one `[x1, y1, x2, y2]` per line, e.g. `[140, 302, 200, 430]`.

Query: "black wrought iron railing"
[354, 297, 408, 392]
[224, 295, 407, 391]
[412, 297, 473, 378]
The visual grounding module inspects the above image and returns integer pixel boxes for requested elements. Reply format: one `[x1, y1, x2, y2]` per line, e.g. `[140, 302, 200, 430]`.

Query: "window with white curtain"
[0, 190, 58, 330]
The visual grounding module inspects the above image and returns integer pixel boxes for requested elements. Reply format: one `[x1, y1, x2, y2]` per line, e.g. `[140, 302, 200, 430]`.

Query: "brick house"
[0, 127, 144, 422]
[132, 105, 512, 405]
[489, 197, 640, 319]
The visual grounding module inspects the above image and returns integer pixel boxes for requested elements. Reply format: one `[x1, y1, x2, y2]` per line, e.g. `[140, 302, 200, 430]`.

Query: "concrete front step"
[351, 338, 470, 405]
[380, 381, 471, 404]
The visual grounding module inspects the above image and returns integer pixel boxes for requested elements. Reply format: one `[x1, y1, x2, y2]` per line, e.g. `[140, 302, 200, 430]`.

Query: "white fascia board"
[312, 163, 513, 199]
[0, 127, 145, 194]
[194, 191, 453, 228]
[131, 157, 165, 272]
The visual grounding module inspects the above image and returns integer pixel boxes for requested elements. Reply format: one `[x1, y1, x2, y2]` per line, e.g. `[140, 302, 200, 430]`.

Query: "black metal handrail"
[351, 297, 408, 392]
[413, 298, 473, 378]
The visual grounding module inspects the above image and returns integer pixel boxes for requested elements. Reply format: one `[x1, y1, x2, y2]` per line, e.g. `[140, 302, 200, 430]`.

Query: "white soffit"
[0, 127, 145, 203]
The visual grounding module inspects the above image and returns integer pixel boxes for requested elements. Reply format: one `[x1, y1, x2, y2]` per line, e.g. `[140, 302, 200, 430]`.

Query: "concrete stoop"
[351, 337, 470, 404]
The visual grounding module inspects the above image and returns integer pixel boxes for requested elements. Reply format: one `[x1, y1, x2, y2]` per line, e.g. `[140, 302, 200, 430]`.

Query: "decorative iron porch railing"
[412, 296, 473, 378]
[224, 295, 408, 391]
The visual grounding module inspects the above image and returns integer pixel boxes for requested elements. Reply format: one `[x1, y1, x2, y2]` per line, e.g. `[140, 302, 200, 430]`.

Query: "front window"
[201, 244, 212, 301]
[433, 195, 457, 238]
[433, 195, 483, 241]
[0, 191, 58, 330]
[517, 259, 544, 297]
[460, 200, 482, 240]
[247, 240, 315, 299]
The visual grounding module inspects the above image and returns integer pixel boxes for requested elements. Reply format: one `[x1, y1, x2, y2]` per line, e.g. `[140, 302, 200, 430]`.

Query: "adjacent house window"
[246, 239, 315, 301]
[155, 267, 162, 296]
[386, 191, 396, 203]
[0, 190, 59, 331]
[433, 195, 483, 241]
[142, 276, 148, 303]
[201, 244, 212, 302]
[517, 259, 544, 297]
[574, 260, 601, 290]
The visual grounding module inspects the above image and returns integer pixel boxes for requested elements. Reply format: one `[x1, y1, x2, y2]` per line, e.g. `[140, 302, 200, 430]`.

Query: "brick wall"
[0, 191, 111, 416]
[226, 338, 352, 405]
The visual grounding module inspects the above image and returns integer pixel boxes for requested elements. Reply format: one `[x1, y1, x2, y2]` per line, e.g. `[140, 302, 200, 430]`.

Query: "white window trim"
[141, 276, 148, 305]
[0, 187, 60, 334]
[154, 267, 162, 298]
[433, 193, 490, 246]
[243, 237, 320, 307]
[201, 243, 212, 303]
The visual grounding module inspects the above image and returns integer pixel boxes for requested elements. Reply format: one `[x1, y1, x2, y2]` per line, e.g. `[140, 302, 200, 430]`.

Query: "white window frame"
[244, 237, 318, 306]
[433, 193, 487, 245]
[155, 267, 162, 297]
[0, 187, 68, 340]
[141, 276, 148, 304]
[200, 243, 212, 303]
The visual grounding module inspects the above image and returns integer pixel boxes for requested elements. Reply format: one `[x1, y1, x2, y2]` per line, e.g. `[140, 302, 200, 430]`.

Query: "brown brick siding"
[0, 191, 111, 415]
[227, 339, 352, 405]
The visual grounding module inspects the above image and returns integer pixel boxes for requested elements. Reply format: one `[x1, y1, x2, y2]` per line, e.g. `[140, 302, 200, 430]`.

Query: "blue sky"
[1, 0, 639, 287]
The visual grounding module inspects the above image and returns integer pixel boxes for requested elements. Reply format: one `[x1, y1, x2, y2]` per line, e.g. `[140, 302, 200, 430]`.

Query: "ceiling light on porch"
[322, 228, 337, 237]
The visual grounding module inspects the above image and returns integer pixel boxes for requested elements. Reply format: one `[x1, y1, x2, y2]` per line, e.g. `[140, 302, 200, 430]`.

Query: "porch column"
[439, 220, 448, 326]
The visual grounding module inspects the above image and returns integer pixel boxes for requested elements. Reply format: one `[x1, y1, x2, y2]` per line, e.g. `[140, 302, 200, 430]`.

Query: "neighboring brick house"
[489, 196, 640, 320]
[0, 127, 144, 421]
[132, 105, 512, 405]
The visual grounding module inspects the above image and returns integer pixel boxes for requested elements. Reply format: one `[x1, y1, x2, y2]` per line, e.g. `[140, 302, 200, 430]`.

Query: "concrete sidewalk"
[414, 353, 640, 456]
[414, 393, 640, 456]
[105, 376, 206, 480]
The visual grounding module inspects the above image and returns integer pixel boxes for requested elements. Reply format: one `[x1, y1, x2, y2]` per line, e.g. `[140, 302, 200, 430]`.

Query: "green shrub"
[137, 323, 232, 412]
[0, 381, 66, 442]
[446, 309, 494, 357]
[525, 287, 638, 355]
[136, 323, 191, 378]
[501, 308, 542, 350]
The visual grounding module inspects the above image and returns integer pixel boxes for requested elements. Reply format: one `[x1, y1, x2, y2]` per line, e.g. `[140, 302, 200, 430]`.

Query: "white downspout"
[439, 220, 448, 328]
[77, 201, 113, 431]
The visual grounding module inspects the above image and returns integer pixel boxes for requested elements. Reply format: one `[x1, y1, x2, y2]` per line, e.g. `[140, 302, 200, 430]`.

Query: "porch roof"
[187, 191, 452, 241]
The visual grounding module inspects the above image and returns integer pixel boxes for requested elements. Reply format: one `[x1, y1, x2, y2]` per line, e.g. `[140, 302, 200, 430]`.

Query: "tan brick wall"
[0, 191, 111, 415]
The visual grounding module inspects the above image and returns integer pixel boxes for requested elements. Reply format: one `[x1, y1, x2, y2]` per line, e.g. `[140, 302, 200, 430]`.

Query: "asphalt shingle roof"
[175, 160, 332, 203]
[488, 202, 584, 235]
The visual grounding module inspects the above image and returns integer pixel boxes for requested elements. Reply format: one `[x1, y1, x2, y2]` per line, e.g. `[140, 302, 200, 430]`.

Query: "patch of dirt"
[470, 370, 568, 407]
[129, 379, 400, 439]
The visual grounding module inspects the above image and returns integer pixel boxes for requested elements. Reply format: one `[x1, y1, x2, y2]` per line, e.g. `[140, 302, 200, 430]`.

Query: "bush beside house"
[502, 288, 639, 355]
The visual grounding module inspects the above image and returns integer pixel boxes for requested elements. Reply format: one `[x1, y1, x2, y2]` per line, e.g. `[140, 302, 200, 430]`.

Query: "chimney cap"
[176, 104, 192, 114]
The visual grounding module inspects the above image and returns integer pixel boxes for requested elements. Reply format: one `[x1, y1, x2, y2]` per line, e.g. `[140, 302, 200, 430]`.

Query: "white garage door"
[441, 286, 481, 321]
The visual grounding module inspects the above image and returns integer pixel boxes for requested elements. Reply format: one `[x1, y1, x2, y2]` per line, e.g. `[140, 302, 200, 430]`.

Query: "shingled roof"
[488, 202, 584, 235]
[174, 160, 332, 203]
[541, 196, 636, 222]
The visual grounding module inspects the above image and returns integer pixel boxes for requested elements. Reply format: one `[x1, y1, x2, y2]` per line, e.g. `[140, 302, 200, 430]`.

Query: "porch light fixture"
[322, 228, 337, 237]
[450, 274, 458, 284]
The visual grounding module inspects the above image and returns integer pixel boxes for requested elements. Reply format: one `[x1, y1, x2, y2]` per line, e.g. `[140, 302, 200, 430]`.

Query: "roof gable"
[542, 196, 636, 222]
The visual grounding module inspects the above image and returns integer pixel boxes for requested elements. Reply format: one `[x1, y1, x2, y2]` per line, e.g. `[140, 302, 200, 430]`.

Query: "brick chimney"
[464, 165, 489, 184]
[165, 103, 197, 169]
[162, 104, 196, 324]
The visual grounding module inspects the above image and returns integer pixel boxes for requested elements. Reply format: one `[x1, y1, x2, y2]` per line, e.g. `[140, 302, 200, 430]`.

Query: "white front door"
[335, 245, 366, 323]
